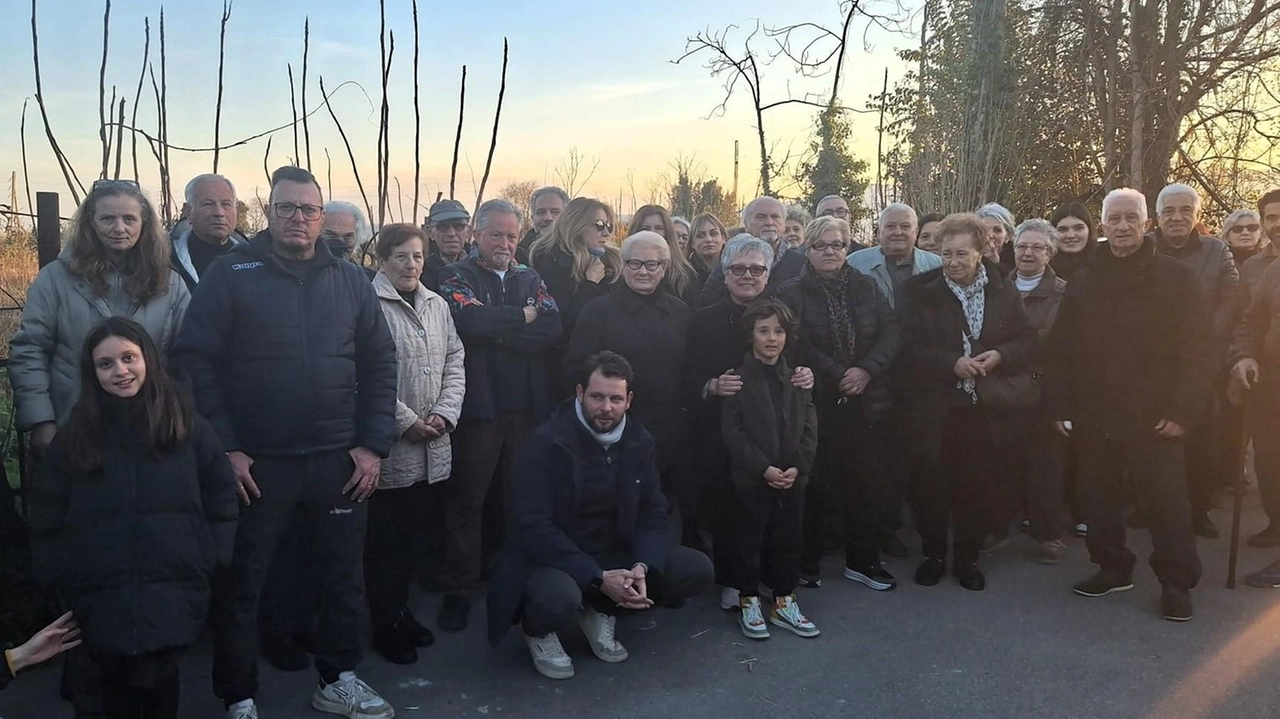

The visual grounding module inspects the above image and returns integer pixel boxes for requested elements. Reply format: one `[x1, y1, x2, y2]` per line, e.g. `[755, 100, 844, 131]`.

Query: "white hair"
[323, 200, 373, 246]
[474, 198, 523, 232]
[621, 231, 670, 260]
[1013, 218, 1059, 256]
[671, 216, 691, 233]
[184, 174, 236, 204]
[740, 196, 784, 225]
[720, 233, 774, 272]
[879, 202, 917, 226]
[1101, 188, 1149, 224]
[1156, 183, 1202, 214]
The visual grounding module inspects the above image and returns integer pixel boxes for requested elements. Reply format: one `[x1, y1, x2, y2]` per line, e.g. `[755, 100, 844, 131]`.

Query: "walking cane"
[1226, 402, 1249, 589]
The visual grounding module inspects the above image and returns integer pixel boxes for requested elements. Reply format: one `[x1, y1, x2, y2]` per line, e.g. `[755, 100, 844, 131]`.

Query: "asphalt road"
[4, 497, 1280, 719]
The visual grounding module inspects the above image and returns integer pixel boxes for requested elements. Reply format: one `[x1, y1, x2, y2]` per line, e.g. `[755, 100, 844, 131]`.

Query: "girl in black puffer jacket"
[30, 317, 238, 719]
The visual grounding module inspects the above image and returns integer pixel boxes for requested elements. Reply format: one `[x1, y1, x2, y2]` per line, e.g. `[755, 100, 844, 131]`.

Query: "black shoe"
[372, 626, 419, 665]
[915, 558, 945, 587]
[437, 594, 471, 633]
[261, 631, 310, 672]
[880, 534, 909, 558]
[1247, 525, 1280, 549]
[843, 563, 897, 591]
[952, 562, 985, 591]
[1160, 585, 1193, 622]
[1073, 569, 1134, 597]
[1244, 558, 1280, 588]
[1192, 512, 1220, 539]
[396, 609, 436, 648]
[797, 574, 822, 589]
[1126, 510, 1148, 529]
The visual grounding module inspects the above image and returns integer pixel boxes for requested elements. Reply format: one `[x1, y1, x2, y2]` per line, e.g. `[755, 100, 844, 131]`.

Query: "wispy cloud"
[579, 79, 690, 104]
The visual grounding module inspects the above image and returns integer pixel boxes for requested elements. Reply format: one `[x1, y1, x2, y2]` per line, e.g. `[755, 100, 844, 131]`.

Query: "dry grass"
[0, 243, 39, 361]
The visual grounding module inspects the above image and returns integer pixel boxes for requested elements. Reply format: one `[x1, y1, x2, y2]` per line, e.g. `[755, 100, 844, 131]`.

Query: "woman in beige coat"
[364, 223, 466, 666]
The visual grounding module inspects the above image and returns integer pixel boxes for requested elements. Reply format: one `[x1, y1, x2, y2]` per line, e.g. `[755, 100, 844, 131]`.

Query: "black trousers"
[441, 414, 534, 594]
[257, 508, 319, 641]
[1011, 417, 1067, 542]
[1185, 397, 1222, 517]
[728, 482, 804, 597]
[1078, 435, 1202, 589]
[916, 406, 1003, 566]
[98, 650, 181, 719]
[519, 546, 713, 637]
[1249, 381, 1280, 525]
[212, 450, 368, 704]
[365, 479, 435, 629]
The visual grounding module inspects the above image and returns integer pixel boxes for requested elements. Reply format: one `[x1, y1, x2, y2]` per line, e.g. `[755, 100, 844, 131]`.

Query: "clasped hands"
[599, 564, 653, 610]
[765, 466, 799, 489]
[404, 413, 448, 443]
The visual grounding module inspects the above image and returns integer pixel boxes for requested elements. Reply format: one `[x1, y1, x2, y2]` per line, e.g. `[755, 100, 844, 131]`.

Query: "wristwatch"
[589, 574, 604, 591]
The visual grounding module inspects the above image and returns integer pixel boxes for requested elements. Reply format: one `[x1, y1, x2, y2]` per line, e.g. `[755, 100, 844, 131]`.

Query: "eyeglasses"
[727, 264, 768, 278]
[624, 259, 665, 272]
[594, 219, 614, 234]
[1015, 244, 1050, 254]
[818, 208, 851, 219]
[272, 202, 323, 220]
[810, 241, 847, 253]
[91, 179, 141, 192]
[1228, 224, 1261, 233]
[432, 220, 469, 232]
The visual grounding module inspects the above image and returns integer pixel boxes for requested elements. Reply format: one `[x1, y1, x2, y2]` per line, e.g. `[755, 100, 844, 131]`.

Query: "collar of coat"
[909, 257, 1011, 302]
[1005, 264, 1065, 300]
[738, 352, 793, 382]
[546, 398, 648, 454]
[615, 283, 678, 313]
[237, 229, 341, 273]
[460, 253, 534, 278]
[372, 270, 441, 307]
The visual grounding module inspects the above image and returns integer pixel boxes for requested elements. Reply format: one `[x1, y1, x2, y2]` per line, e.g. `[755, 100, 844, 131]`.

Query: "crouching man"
[485, 351, 713, 679]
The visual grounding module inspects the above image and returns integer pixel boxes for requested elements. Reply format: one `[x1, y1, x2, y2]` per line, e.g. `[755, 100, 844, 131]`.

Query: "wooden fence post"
[36, 192, 61, 268]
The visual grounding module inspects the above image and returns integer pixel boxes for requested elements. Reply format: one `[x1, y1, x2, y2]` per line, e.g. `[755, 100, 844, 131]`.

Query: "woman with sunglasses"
[529, 197, 622, 355]
[630, 204, 701, 308]
[10, 180, 190, 457]
[688, 213, 728, 289]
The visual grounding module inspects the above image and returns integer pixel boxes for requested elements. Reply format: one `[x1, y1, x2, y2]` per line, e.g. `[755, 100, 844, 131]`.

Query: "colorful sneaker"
[524, 632, 574, 680]
[770, 594, 820, 638]
[311, 672, 395, 718]
[739, 596, 770, 640]
[578, 608, 627, 663]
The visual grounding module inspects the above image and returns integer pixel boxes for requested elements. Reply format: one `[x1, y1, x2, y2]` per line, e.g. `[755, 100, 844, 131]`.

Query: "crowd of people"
[5, 166, 1280, 719]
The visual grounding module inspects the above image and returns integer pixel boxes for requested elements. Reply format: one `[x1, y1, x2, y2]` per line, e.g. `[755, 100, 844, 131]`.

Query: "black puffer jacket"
[1153, 230, 1241, 370]
[899, 260, 1039, 458]
[531, 246, 616, 345]
[174, 232, 399, 457]
[563, 284, 690, 468]
[30, 405, 238, 657]
[1046, 238, 1214, 439]
[777, 263, 900, 423]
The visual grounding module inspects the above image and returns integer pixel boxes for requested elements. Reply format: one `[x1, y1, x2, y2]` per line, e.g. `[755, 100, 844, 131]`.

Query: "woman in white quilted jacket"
[365, 223, 466, 665]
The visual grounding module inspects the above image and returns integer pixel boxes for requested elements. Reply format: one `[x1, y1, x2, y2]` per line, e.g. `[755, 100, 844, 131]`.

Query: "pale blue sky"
[0, 0, 913, 218]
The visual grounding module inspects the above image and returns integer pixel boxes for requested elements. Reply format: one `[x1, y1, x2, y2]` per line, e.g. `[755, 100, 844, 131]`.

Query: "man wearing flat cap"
[424, 199, 473, 293]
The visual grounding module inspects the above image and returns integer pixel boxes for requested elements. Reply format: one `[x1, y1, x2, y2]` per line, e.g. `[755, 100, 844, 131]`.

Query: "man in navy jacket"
[176, 166, 398, 719]
[486, 352, 713, 680]
[436, 198, 562, 634]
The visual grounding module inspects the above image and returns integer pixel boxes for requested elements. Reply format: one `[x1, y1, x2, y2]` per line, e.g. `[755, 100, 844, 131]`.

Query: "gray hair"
[184, 173, 236, 204]
[879, 202, 917, 226]
[786, 205, 812, 226]
[975, 202, 1015, 237]
[1156, 183, 1202, 214]
[740, 196, 784, 225]
[475, 198, 523, 232]
[621, 231, 671, 260]
[672, 216, 692, 233]
[720, 233, 775, 272]
[814, 195, 845, 214]
[1013, 218, 1059, 256]
[323, 200, 373, 246]
[529, 186, 570, 212]
[1223, 209, 1261, 233]
[1101, 188, 1149, 224]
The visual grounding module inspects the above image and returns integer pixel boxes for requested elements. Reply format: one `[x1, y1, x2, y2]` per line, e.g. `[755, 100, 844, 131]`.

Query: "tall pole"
[732, 140, 740, 209]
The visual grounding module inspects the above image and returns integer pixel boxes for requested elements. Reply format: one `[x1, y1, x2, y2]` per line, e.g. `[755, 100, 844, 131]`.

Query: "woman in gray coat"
[10, 180, 190, 451]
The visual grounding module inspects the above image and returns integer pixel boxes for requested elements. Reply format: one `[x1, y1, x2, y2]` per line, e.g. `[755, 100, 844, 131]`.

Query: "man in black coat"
[1047, 188, 1214, 622]
[176, 166, 399, 719]
[699, 196, 808, 307]
[486, 352, 713, 680]
[1151, 183, 1242, 538]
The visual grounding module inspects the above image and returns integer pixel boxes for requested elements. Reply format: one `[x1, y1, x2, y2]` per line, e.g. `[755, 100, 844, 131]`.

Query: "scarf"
[575, 398, 626, 448]
[817, 265, 857, 363]
[944, 263, 989, 402]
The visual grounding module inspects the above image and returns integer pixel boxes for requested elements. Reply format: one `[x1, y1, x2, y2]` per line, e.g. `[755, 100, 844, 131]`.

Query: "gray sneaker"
[578, 608, 628, 663]
[311, 672, 395, 718]
[524, 632, 574, 679]
[227, 702, 259, 719]
[1035, 539, 1067, 565]
[1244, 558, 1280, 588]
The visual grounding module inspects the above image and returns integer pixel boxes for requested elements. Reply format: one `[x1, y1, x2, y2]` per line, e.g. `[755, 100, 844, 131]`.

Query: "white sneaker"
[578, 608, 628, 663]
[227, 701, 259, 719]
[739, 596, 770, 640]
[311, 672, 395, 718]
[525, 632, 574, 680]
[720, 586, 740, 610]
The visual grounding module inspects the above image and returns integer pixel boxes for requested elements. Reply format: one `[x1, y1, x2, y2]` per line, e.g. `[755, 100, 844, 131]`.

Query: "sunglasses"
[594, 219, 614, 234]
[727, 264, 768, 278]
[91, 178, 141, 193]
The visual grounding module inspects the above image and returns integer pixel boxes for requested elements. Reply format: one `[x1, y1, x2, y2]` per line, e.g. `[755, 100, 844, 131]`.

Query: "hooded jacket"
[171, 227, 246, 292]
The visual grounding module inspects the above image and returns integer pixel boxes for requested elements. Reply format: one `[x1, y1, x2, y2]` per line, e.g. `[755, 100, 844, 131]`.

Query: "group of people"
[5, 165, 1280, 719]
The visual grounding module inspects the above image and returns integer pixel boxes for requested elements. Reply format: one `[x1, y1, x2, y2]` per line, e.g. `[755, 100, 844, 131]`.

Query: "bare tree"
[498, 179, 539, 215]
[98, 0, 112, 180]
[553, 146, 600, 196]
[31, 0, 85, 203]
[473, 38, 510, 217]
[449, 65, 466, 200]
[213, 0, 231, 172]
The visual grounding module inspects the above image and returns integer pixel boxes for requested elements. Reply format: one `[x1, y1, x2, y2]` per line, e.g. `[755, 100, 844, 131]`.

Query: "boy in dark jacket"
[721, 300, 819, 640]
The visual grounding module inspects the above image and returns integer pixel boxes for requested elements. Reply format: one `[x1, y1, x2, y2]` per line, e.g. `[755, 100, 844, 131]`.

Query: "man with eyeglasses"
[177, 166, 399, 719]
[172, 174, 246, 291]
[423, 199, 472, 293]
[814, 195, 867, 252]
[699, 196, 810, 307]
[436, 198, 562, 634]
[516, 186, 570, 265]
[848, 203, 942, 311]
[1150, 183, 1242, 541]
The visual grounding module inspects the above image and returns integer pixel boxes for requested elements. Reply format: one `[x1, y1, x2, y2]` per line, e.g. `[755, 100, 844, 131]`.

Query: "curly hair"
[65, 182, 172, 303]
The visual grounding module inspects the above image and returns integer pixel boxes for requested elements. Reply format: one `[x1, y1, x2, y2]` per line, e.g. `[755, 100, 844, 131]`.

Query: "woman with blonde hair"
[529, 197, 622, 343]
[631, 204, 701, 307]
[688, 213, 728, 288]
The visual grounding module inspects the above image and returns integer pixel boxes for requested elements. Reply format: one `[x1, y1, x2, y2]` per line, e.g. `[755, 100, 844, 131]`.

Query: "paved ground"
[4, 497, 1280, 719]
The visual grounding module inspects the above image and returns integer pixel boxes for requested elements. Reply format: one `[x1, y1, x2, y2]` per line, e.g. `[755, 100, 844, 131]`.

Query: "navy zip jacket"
[438, 256, 562, 421]
[174, 231, 399, 457]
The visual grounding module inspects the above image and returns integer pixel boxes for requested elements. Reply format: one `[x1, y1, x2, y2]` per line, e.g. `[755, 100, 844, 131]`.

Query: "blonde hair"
[802, 216, 851, 248]
[530, 197, 622, 284]
[631, 204, 697, 296]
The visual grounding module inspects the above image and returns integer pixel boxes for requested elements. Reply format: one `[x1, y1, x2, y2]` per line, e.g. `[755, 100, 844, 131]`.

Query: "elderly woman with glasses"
[1222, 209, 1268, 268]
[684, 235, 815, 609]
[777, 216, 901, 590]
[899, 213, 1037, 591]
[564, 231, 693, 508]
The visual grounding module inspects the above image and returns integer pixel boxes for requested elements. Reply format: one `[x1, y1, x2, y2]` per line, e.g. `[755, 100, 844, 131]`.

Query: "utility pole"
[732, 140, 740, 209]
